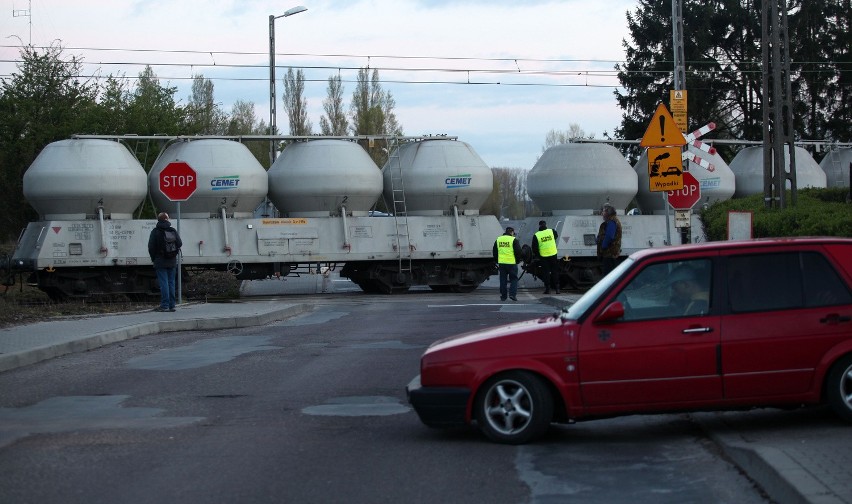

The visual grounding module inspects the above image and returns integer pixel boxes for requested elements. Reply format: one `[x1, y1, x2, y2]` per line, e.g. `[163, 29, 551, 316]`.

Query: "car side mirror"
[595, 301, 625, 323]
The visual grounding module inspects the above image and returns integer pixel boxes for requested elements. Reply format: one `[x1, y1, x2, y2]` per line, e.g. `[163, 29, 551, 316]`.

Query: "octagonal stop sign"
[159, 161, 197, 202]
[667, 172, 701, 209]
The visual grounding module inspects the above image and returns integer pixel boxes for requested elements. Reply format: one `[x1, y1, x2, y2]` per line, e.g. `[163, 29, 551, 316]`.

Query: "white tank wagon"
[23, 139, 148, 220]
[149, 139, 269, 218]
[342, 138, 502, 293]
[819, 148, 851, 188]
[381, 138, 493, 216]
[4, 135, 503, 299]
[730, 146, 827, 197]
[518, 143, 706, 290]
[268, 139, 383, 217]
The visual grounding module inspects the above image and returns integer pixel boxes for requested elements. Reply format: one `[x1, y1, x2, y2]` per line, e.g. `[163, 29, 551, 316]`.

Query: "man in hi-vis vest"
[493, 226, 523, 302]
[532, 220, 560, 294]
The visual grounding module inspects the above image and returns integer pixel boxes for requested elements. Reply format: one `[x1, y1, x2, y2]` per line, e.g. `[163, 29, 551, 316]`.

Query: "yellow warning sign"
[647, 146, 684, 192]
[640, 103, 687, 148]
[669, 89, 688, 133]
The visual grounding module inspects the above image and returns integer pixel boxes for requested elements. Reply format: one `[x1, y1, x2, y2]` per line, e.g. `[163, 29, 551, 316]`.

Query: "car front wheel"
[475, 371, 553, 444]
[827, 355, 852, 422]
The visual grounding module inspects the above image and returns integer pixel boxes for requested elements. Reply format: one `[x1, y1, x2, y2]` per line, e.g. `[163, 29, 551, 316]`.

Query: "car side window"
[727, 253, 804, 313]
[801, 252, 852, 307]
[617, 259, 713, 321]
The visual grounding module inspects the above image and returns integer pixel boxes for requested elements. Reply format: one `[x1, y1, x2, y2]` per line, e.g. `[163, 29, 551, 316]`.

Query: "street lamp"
[269, 5, 308, 165]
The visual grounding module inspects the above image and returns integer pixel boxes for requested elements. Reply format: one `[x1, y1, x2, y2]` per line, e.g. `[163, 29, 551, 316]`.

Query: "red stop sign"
[667, 172, 701, 209]
[159, 161, 197, 201]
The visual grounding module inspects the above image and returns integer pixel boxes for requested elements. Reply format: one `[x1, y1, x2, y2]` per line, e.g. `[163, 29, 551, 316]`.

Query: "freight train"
[2, 135, 847, 298]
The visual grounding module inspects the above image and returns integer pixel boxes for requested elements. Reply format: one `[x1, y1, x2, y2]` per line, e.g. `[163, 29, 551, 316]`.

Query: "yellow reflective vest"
[534, 229, 557, 257]
[496, 235, 517, 264]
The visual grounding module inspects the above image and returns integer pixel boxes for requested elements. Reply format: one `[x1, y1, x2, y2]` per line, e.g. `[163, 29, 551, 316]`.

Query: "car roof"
[629, 237, 852, 261]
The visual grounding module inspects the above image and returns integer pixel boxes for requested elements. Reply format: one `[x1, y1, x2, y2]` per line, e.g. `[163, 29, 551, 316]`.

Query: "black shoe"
[555, 290, 561, 294]
[168, 308, 176, 312]
[500, 297, 507, 301]
[510, 296, 517, 301]
[154, 307, 168, 312]
[543, 290, 550, 295]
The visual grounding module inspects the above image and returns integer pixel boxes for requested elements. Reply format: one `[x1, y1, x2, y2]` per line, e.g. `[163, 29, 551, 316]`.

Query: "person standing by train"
[532, 220, 560, 294]
[148, 212, 183, 312]
[493, 226, 522, 302]
[596, 204, 622, 276]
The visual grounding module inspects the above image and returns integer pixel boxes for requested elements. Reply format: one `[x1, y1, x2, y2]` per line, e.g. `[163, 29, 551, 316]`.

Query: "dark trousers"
[540, 255, 560, 291]
[156, 266, 176, 309]
[601, 256, 618, 276]
[498, 263, 518, 299]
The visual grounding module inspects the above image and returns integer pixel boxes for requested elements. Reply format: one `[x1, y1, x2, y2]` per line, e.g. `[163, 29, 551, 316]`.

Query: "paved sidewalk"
[692, 408, 852, 504]
[0, 300, 311, 373]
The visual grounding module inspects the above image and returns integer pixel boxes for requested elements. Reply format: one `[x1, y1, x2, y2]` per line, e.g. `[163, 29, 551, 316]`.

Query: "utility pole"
[761, 0, 797, 209]
[12, 0, 32, 45]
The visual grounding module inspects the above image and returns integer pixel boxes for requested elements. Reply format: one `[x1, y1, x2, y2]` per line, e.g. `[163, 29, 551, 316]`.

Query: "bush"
[184, 270, 241, 300]
[700, 187, 852, 240]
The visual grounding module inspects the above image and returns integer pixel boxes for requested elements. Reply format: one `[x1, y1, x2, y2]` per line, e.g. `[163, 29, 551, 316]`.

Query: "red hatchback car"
[407, 237, 852, 444]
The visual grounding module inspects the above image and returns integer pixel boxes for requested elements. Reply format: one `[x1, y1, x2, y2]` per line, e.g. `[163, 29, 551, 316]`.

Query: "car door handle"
[682, 327, 713, 334]
[820, 314, 851, 324]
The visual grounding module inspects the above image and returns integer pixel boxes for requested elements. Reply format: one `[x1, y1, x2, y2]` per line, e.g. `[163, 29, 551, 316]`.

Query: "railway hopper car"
[4, 136, 502, 299]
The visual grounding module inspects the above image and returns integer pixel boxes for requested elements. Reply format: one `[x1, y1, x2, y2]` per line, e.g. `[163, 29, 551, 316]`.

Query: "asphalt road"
[0, 288, 769, 504]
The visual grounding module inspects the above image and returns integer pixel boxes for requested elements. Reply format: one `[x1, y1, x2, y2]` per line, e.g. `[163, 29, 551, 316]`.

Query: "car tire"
[475, 371, 553, 444]
[826, 355, 852, 422]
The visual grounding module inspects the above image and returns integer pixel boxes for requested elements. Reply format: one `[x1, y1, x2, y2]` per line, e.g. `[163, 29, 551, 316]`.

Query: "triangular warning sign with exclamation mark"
[640, 103, 687, 148]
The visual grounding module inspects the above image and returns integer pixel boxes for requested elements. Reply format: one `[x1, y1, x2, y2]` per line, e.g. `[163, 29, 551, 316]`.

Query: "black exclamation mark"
[659, 115, 666, 144]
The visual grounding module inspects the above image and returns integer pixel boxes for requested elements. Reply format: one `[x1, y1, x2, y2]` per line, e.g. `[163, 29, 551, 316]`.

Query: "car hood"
[425, 315, 569, 360]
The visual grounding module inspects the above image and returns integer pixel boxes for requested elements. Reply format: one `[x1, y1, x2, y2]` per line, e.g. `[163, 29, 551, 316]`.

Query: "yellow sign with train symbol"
[641, 103, 687, 192]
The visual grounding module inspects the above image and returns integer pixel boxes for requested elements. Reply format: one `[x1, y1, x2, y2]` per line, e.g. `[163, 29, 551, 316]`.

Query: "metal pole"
[176, 201, 182, 305]
[269, 7, 307, 168]
[269, 15, 277, 166]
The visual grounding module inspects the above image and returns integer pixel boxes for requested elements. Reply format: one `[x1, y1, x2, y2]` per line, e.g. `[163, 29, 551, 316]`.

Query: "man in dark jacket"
[532, 220, 560, 294]
[148, 212, 183, 312]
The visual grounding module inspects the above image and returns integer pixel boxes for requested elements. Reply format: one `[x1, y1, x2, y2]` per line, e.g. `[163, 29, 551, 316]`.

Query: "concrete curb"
[694, 414, 846, 504]
[0, 304, 311, 373]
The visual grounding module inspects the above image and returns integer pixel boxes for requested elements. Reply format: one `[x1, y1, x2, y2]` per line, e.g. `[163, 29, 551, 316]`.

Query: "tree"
[185, 74, 227, 134]
[541, 124, 592, 154]
[226, 100, 269, 165]
[319, 74, 348, 136]
[349, 68, 403, 165]
[125, 66, 183, 136]
[615, 0, 852, 160]
[481, 168, 529, 219]
[0, 43, 99, 241]
[282, 68, 312, 136]
[349, 67, 402, 136]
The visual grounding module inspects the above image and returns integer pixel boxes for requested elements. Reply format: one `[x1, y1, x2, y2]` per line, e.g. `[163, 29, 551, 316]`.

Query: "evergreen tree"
[615, 0, 851, 155]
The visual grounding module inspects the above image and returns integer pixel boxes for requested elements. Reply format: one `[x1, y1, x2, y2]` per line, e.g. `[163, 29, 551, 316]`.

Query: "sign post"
[158, 161, 198, 305]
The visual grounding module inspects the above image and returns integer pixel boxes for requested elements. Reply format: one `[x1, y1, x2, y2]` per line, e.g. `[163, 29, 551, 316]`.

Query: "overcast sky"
[0, 0, 639, 168]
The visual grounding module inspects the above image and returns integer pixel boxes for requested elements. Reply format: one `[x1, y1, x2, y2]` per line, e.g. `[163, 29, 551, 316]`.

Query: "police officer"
[493, 226, 522, 302]
[532, 220, 560, 294]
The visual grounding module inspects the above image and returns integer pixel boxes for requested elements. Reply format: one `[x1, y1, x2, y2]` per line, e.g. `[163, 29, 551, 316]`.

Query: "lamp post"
[269, 5, 308, 166]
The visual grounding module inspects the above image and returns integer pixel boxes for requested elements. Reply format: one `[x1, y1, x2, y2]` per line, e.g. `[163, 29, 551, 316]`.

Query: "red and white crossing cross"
[682, 151, 716, 172]
[159, 161, 197, 201]
[684, 122, 717, 155]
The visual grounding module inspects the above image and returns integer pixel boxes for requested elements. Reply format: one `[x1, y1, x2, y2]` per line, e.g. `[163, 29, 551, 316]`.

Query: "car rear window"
[727, 251, 852, 313]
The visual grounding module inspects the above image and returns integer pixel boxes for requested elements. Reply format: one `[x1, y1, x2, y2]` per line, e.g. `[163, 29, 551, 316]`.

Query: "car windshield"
[563, 258, 635, 320]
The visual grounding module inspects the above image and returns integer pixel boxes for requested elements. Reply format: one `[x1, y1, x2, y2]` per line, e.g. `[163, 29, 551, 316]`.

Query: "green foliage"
[617, 0, 852, 146]
[700, 188, 852, 240]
